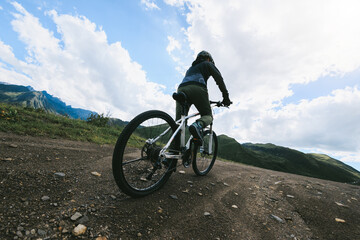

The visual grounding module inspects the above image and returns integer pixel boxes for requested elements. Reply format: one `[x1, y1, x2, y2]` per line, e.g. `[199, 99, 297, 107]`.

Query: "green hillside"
[239, 142, 360, 184]
[0, 102, 122, 144]
[1, 99, 359, 185]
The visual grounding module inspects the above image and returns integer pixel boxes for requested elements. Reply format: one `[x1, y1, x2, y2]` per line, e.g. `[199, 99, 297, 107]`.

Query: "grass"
[2, 102, 359, 185]
[0, 103, 123, 145]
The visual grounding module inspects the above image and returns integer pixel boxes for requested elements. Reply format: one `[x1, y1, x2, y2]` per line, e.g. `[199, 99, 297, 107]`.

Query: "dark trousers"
[176, 84, 213, 127]
[170, 85, 213, 152]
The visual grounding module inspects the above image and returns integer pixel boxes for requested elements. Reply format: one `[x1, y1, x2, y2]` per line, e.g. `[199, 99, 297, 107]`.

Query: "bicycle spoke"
[122, 157, 147, 165]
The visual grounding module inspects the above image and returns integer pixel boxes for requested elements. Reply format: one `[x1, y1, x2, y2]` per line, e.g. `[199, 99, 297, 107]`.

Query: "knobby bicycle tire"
[192, 130, 218, 176]
[112, 110, 177, 197]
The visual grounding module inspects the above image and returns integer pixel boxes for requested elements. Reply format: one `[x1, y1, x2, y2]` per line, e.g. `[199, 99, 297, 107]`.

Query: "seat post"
[181, 102, 188, 116]
[173, 91, 189, 117]
[173, 91, 189, 150]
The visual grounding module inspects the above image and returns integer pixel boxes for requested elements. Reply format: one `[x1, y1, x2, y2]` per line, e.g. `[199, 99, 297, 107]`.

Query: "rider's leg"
[164, 98, 189, 169]
[177, 85, 213, 140]
[168, 98, 190, 153]
[177, 85, 213, 126]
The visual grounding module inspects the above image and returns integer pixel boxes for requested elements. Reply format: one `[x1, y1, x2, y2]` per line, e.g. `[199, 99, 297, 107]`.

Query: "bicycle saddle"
[172, 91, 188, 104]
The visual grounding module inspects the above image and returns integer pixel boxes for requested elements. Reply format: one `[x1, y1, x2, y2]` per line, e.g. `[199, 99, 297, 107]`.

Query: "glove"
[222, 92, 232, 107]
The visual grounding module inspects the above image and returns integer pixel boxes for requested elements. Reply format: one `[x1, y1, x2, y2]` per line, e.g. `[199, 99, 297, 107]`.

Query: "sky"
[0, 0, 359, 171]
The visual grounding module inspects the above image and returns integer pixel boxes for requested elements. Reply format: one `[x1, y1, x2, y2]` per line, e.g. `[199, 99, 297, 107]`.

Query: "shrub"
[0, 106, 19, 122]
[86, 113, 109, 127]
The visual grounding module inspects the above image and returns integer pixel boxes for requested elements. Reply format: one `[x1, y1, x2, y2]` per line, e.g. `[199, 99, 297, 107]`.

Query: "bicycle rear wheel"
[112, 110, 177, 197]
[192, 130, 218, 176]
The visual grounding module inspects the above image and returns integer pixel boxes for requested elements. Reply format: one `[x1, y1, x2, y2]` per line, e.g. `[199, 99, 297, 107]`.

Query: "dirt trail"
[1, 132, 360, 240]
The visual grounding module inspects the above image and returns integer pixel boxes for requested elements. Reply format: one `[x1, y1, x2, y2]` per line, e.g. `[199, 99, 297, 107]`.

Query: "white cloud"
[166, 35, 193, 75]
[211, 86, 360, 163]
[141, 0, 160, 10]
[163, 0, 186, 7]
[0, 60, 33, 85]
[243, 87, 360, 150]
[180, 0, 360, 102]
[0, 40, 19, 66]
[0, 2, 172, 120]
[166, 36, 182, 64]
[166, 36, 181, 55]
[166, 0, 360, 162]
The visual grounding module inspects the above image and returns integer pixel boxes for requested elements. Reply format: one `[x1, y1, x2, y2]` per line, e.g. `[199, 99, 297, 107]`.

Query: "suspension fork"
[180, 114, 186, 148]
[207, 123, 213, 154]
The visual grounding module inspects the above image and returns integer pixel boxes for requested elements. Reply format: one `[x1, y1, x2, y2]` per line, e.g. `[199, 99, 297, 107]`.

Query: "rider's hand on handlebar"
[222, 96, 232, 107]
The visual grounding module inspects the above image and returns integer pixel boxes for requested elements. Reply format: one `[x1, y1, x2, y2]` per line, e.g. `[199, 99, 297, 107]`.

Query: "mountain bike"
[112, 92, 226, 197]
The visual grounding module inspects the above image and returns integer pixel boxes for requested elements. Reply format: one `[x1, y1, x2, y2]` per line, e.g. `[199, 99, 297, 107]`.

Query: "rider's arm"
[206, 62, 229, 99]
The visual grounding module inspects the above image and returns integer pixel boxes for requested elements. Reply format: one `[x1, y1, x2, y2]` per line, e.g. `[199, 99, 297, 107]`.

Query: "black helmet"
[197, 50, 215, 65]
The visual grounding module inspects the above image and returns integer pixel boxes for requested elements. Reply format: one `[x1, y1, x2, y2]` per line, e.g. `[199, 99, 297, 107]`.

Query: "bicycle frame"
[148, 103, 218, 160]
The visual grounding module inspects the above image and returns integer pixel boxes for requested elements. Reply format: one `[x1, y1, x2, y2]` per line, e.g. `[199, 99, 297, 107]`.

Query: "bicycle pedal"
[183, 161, 191, 168]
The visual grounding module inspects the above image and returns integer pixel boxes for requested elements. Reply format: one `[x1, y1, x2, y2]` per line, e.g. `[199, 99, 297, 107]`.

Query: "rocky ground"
[0, 132, 360, 240]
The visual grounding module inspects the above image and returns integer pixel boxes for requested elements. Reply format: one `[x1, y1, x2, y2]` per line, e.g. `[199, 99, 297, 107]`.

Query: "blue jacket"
[179, 60, 228, 98]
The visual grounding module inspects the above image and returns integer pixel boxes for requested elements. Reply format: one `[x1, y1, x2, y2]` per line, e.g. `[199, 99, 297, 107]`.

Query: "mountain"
[217, 135, 360, 184]
[0, 83, 94, 120]
[107, 117, 128, 127]
[1, 83, 359, 184]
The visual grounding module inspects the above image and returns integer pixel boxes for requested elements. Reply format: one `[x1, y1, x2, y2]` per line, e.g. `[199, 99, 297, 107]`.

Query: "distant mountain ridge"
[1, 82, 359, 184]
[0, 83, 95, 120]
[217, 135, 360, 184]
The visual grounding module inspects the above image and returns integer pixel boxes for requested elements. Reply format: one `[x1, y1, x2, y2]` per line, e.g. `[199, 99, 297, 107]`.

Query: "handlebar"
[210, 101, 230, 108]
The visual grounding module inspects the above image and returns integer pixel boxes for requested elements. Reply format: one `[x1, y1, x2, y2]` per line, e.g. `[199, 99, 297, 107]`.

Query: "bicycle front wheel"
[112, 110, 177, 197]
[192, 130, 218, 176]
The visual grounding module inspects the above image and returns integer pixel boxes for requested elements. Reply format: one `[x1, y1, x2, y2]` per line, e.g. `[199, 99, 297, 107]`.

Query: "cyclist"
[175, 50, 232, 141]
